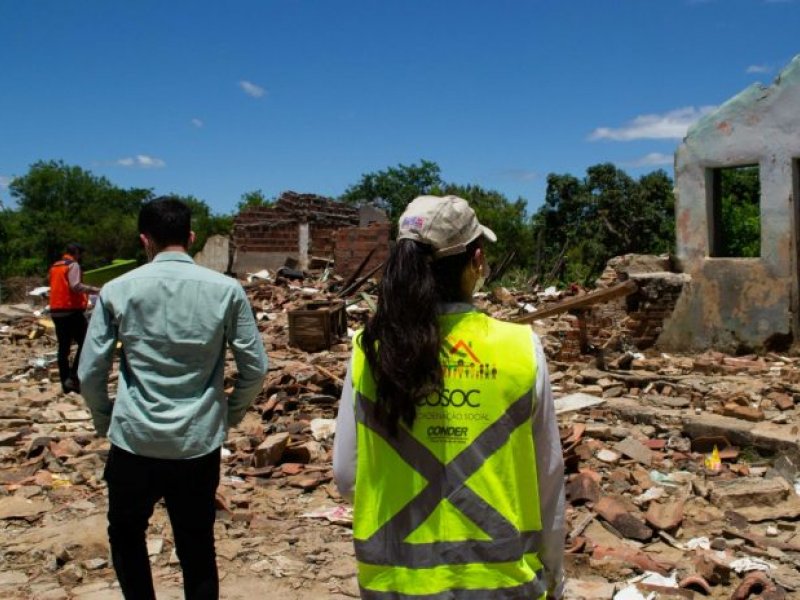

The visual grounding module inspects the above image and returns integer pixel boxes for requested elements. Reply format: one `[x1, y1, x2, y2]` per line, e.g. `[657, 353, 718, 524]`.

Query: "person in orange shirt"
[49, 243, 99, 394]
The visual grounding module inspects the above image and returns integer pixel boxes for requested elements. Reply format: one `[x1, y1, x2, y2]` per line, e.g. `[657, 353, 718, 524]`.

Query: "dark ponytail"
[360, 238, 477, 435]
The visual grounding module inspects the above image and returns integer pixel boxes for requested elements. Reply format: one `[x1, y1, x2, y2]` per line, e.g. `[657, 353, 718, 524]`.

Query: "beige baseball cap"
[397, 195, 497, 258]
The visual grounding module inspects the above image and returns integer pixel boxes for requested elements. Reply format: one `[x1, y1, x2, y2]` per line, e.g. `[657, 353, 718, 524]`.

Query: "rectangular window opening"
[709, 165, 761, 258]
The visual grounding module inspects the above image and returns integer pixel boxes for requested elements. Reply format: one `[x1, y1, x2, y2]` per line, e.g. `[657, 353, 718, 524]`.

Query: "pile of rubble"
[1, 264, 800, 599]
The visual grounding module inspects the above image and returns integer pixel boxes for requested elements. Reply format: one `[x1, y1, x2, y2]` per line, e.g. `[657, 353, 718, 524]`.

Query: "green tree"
[3, 161, 235, 277]
[718, 166, 760, 257]
[7, 160, 150, 275]
[237, 189, 273, 212]
[340, 160, 443, 221]
[531, 164, 675, 285]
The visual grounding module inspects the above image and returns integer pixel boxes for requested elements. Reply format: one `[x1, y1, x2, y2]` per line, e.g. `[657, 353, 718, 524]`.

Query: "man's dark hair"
[138, 197, 191, 248]
[64, 242, 84, 256]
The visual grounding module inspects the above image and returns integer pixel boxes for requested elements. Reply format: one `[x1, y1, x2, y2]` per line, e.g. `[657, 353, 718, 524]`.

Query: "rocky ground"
[2, 273, 800, 599]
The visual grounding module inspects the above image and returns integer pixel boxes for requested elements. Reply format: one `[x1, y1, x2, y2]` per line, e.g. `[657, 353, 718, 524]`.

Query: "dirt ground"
[4, 278, 800, 599]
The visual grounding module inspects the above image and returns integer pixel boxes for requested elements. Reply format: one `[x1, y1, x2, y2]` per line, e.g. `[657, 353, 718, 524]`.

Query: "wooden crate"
[288, 300, 347, 352]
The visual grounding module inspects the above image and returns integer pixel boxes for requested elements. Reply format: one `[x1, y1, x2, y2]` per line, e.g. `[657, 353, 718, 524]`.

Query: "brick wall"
[539, 256, 688, 361]
[550, 315, 584, 362]
[234, 222, 299, 253]
[584, 272, 688, 351]
[620, 273, 689, 348]
[334, 222, 392, 280]
[232, 191, 361, 257]
[310, 225, 340, 257]
[232, 191, 389, 273]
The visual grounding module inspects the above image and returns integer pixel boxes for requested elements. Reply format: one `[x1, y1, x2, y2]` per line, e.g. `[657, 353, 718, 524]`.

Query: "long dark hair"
[360, 238, 478, 435]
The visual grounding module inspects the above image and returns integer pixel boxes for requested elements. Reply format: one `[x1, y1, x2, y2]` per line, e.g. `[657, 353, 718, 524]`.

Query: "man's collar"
[153, 251, 194, 263]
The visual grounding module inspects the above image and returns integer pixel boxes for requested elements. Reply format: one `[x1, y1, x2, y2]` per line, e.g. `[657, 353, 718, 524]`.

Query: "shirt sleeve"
[225, 285, 269, 427]
[76, 293, 117, 436]
[67, 262, 99, 295]
[531, 332, 566, 598]
[332, 356, 356, 502]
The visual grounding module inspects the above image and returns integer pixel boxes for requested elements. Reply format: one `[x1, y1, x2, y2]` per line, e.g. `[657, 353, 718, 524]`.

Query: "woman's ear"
[472, 247, 484, 271]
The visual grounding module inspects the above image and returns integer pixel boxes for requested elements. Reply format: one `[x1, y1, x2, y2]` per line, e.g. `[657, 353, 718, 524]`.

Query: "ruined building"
[660, 54, 800, 352]
[232, 191, 389, 278]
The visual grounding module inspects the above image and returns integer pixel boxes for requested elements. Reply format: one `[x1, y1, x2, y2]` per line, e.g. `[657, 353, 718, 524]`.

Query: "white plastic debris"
[730, 557, 775, 574]
[766, 525, 779, 537]
[686, 537, 711, 550]
[542, 286, 559, 298]
[639, 572, 678, 587]
[310, 418, 336, 442]
[634, 486, 666, 505]
[522, 303, 536, 313]
[614, 571, 678, 600]
[613, 587, 653, 600]
[220, 447, 232, 459]
[28, 286, 50, 297]
[246, 269, 272, 282]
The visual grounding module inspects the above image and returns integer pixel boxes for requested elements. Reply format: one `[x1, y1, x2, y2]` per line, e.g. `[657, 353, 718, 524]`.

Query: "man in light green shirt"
[78, 197, 268, 600]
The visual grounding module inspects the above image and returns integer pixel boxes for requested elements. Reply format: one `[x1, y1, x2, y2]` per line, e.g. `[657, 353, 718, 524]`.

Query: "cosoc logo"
[417, 388, 481, 408]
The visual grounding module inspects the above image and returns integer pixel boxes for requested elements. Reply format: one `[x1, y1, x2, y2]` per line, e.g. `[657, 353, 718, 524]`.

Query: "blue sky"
[1, 1, 798, 214]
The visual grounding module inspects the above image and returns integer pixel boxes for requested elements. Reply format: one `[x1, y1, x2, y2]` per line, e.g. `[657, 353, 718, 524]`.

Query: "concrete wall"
[194, 235, 230, 273]
[661, 55, 800, 352]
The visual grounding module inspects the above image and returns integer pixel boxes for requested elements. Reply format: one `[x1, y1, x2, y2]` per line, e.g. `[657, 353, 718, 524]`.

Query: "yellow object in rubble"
[705, 445, 722, 471]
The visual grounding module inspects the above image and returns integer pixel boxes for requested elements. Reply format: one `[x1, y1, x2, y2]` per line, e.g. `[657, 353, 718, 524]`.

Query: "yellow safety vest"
[351, 311, 545, 599]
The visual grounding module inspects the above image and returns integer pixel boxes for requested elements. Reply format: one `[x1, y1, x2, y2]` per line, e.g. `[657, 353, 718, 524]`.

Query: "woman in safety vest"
[334, 195, 565, 599]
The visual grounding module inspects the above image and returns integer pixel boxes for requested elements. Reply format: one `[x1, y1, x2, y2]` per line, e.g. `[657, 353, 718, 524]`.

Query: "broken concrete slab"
[0, 496, 53, 520]
[708, 477, 791, 509]
[555, 392, 606, 415]
[614, 437, 654, 466]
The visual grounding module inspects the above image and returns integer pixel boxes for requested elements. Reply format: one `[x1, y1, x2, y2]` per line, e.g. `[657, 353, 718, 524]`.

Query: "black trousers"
[104, 445, 221, 600]
[52, 311, 88, 389]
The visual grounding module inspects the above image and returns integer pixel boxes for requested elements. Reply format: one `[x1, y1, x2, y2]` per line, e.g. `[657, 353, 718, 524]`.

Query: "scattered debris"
[1, 253, 800, 598]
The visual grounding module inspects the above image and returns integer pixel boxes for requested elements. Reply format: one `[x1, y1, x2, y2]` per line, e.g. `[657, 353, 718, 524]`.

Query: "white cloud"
[501, 169, 538, 182]
[116, 155, 166, 168]
[621, 152, 674, 168]
[191, 118, 204, 128]
[0, 176, 10, 189]
[746, 64, 772, 74]
[589, 106, 717, 141]
[239, 80, 266, 98]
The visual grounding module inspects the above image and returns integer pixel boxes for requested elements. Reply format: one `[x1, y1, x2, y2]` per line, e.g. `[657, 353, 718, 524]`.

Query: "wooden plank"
[510, 280, 638, 324]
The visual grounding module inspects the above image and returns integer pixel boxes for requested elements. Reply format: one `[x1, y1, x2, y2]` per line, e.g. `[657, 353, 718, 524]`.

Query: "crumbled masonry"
[2, 257, 800, 598]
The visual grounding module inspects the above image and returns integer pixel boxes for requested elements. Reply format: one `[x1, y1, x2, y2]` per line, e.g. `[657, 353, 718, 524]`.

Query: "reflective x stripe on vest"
[351, 312, 545, 599]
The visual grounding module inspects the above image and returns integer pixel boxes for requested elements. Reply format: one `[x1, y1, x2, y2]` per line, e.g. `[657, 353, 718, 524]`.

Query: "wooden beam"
[510, 279, 638, 324]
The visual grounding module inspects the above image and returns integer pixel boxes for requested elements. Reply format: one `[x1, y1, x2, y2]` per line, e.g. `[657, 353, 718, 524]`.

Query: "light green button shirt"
[78, 251, 268, 459]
